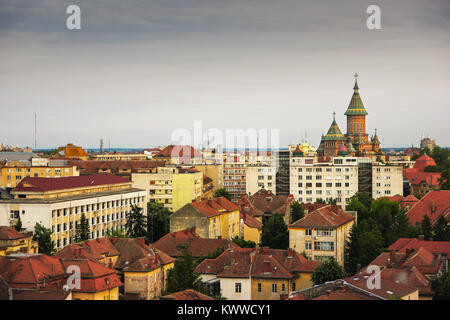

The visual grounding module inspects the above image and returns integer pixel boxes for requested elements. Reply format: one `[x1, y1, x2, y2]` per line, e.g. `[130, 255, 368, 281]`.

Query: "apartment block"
[290, 156, 359, 208]
[131, 166, 202, 212]
[372, 164, 403, 199]
[245, 165, 276, 195]
[0, 174, 146, 250]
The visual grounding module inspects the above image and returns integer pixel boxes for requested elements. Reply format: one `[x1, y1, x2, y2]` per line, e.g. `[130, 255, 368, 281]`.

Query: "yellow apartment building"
[289, 205, 356, 265]
[0, 226, 39, 256]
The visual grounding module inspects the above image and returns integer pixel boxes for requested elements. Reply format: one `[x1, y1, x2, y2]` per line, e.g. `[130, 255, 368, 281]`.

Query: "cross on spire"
[332, 111, 336, 121]
[353, 73, 359, 90]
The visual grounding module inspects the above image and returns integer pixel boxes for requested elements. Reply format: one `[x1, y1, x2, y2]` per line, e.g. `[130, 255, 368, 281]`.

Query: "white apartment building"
[372, 164, 403, 199]
[245, 165, 276, 195]
[290, 157, 359, 208]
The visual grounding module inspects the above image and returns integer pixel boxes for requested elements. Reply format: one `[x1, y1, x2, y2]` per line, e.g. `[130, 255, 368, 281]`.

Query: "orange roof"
[413, 155, 436, 171]
[0, 226, 28, 240]
[160, 289, 213, 300]
[190, 197, 240, 218]
[405, 190, 450, 226]
[290, 205, 355, 228]
[389, 237, 450, 257]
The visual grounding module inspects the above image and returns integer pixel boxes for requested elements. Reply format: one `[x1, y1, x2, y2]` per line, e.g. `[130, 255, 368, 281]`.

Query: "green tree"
[232, 236, 256, 248]
[164, 244, 206, 295]
[432, 270, 450, 300]
[105, 228, 127, 238]
[315, 198, 326, 204]
[327, 198, 337, 206]
[33, 223, 56, 255]
[213, 188, 232, 201]
[74, 213, 90, 243]
[311, 258, 347, 285]
[290, 201, 305, 223]
[392, 210, 417, 240]
[14, 216, 23, 232]
[197, 246, 225, 265]
[147, 202, 171, 243]
[439, 169, 450, 190]
[433, 215, 450, 241]
[125, 204, 147, 239]
[344, 220, 384, 275]
[421, 215, 433, 240]
[260, 212, 289, 249]
[345, 197, 370, 222]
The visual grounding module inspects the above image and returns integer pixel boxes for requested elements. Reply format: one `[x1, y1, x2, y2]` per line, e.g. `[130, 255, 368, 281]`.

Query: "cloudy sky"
[0, 0, 449, 149]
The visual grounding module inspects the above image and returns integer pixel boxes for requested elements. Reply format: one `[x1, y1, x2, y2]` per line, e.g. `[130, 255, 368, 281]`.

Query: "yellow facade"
[172, 172, 203, 212]
[251, 274, 313, 300]
[289, 220, 355, 265]
[72, 287, 119, 300]
[0, 234, 38, 256]
[243, 224, 261, 244]
[207, 209, 240, 240]
[0, 164, 79, 189]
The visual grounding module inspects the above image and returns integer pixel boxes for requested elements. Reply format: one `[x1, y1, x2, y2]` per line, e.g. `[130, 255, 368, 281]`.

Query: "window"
[314, 241, 334, 251]
[257, 283, 262, 292]
[292, 282, 296, 291]
[305, 242, 312, 250]
[317, 228, 334, 237]
[281, 283, 286, 292]
[272, 284, 277, 293]
[305, 228, 312, 236]
[235, 283, 242, 293]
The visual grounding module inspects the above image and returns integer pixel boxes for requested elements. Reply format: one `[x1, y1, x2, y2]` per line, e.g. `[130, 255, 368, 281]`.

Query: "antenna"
[34, 112, 37, 149]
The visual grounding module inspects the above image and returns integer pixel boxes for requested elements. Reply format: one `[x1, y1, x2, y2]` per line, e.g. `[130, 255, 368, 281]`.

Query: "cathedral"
[317, 74, 381, 157]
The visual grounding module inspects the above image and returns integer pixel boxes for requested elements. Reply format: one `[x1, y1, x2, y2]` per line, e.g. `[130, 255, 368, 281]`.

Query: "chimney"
[390, 250, 396, 267]
[287, 248, 293, 258]
[264, 261, 270, 273]
[155, 253, 159, 265]
[386, 258, 391, 268]
[356, 263, 361, 273]
[418, 235, 424, 241]
[108, 262, 114, 269]
[431, 202, 436, 214]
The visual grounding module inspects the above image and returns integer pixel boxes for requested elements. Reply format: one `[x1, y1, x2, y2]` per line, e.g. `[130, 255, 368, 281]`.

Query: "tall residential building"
[289, 156, 359, 208]
[222, 152, 247, 201]
[275, 149, 290, 196]
[245, 165, 276, 195]
[131, 166, 202, 212]
[0, 174, 146, 250]
[372, 164, 404, 199]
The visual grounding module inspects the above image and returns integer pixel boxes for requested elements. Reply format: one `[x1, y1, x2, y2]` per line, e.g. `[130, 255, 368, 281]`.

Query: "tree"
[432, 270, 450, 300]
[197, 246, 225, 265]
[311, 258, 347, 285]
[345, 197, 370, 222]
[74, 213, 90, 243]
[33, 223, 56, 255]
[327, 198, 337, 206]
[290, 201, 305, 223]
[433, 215, 450, 241]
[232, 236, 256, 248]
[125, 204, 147, 239]
[147, 202, 171, 243]
[14, 216, 23, 232]
[213, 188, 232, 201]
[105, 228, 127, 238]
[315, 198, 326, 204]
[392, 210, 417, 240]
[164, 244, 205, 295]
[260, 212, 289, 249]
[344, 220, 384, 275]
[421, 215, 433, 240]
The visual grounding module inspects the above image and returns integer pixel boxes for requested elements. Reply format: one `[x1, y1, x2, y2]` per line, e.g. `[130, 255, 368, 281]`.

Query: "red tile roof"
[413, 155, 437, 171]
[14, 173, 130, 192]
[155, 145, 202, 164]
[312, 286, 379, 300]
[67, 160, 166, 176]
[55, 237, 121, 264]
[405, 190, 450, 226]
[160, 289, 214, 300]
[238, 189, 295, 217]
[389, 237, 450, 257]
[195, 247, 321, 279]
[240, 211, 263, 230]
[290, 205, 355, 228]
[403, 170, 441, 187]
[190, 197, 240, 218]
[11, 289, 71, 300]
[0, 226, 28, 240]
[152, 228, 238, 258]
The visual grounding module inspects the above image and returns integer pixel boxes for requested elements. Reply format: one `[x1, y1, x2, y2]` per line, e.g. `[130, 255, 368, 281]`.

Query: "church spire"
[353, 73, 359, 91]
[345, 73, 368, 116]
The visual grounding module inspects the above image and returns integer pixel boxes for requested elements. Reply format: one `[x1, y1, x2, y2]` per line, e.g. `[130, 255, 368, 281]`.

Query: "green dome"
[323, 117, 346, 141]
[344, 76, 368, 116]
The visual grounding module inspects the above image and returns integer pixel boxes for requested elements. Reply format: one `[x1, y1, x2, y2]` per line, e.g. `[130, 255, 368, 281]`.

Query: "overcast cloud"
[0, 0, 449, 149]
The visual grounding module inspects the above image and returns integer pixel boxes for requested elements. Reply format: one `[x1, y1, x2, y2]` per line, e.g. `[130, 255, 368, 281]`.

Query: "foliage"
[33, 223, 56, 255]
[290, 201, 305, 223]
[344, 220, 384, 275]
[433, 216, 450, 241]
[311, 258, 347, 285]
[432, 270, 450, 300]
[213, 188, 232, 201]
[197, 246, 225, 265]
[314, 198, 326, 204]
[345, 197, 370, 222]
[105, 228, 127, 238]
[74, 213, 90, 243]
[232, 236, 256, 248]
[164, 244, 206, 295]
[260, 212, 289, 249]
[14, 216, 23, 232]
[326, 198, 337, 206]
[147, 202, 171, 243]
[420, 215, 433, 240]
[125, 204, 147, 239]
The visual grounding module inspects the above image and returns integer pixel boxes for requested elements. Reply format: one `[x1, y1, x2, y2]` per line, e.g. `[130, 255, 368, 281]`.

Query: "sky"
[0, 0, 449, 149]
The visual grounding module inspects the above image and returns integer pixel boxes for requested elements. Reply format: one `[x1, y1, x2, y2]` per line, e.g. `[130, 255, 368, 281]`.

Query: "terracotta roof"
[405, 190, 450, 226]
[403, 170, 441, 187]
[0, 226, 28, 240]
[59, 259, 122, 292]
[14, 173, 130, 192]
[67, 160, 165, 176]
[55, 237, 120, 264]
[238, 189, 294, 217]
[152, 228, 238, 258]
[160, 289, 214, 300]
[290, 205, 355, 228]
[241, 211, 263, 230]
[155, 145, 202, 163]
[112, 238, 175, 272]
[312, 286, 379, 300]
[389, 238, 450, 258]
[189, 197, 240, 218]
[195, 247, 321, 279]
[11, 289, 71, 300]
[413, 155, 437, 171]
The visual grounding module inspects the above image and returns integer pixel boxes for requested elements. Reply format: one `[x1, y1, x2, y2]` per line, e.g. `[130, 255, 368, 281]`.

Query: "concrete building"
[0, 174, 146, 250]
[131, 166, 202, 212]
[372, 164, 404, 199]
[222, 152, 247, 201]
[245, 165, 276, 195]
[290, 156, 359, 208]
[169, 197, 240, 240]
